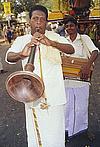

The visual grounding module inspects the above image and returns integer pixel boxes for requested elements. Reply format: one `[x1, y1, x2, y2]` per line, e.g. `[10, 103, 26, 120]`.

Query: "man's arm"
[49, 40, 74, 54]
[7, 52, 26, 63]
[7, 42, 32, 63]
[87, 50, 98, 67]
[31, 32, 75, 54]
[80, 50, 98, 80]
[7, 32, 75, 63]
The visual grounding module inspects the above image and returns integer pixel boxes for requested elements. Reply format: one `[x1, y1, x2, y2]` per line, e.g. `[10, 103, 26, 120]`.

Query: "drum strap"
[80, 35, 91, 59]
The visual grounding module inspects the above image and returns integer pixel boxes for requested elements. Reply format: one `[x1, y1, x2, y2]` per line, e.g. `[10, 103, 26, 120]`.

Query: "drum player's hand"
[80, 63, 91, 81]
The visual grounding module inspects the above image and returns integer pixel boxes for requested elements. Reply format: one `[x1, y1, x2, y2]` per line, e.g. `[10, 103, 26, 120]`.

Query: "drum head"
[6, 71, 45, 103]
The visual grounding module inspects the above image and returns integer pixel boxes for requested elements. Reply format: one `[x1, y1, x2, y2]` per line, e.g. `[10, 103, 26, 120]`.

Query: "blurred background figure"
[3, 25, 7, 42]
[56, 21, 65, 36]
[6, 27, 13, 44]
[51, 22, 58, 32]
[78, 23, 87, 34]
[46, 22, 52, 31]
[24, 23, 31, 34]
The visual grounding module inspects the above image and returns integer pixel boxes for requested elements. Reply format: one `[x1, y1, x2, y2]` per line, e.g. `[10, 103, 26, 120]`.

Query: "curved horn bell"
[5, 45, 45, 103]
[6, 71, 44, 103]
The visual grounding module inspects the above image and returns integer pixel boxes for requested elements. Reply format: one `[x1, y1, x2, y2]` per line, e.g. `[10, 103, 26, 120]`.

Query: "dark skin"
[65, 22, 98, 81]
[7, 10, 74, 63]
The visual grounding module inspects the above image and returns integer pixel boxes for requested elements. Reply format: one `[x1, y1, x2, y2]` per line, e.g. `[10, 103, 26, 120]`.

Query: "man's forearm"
[50, 40, 74, 54]
[7, 52, 25, 63]
[88, 50, 98, 67]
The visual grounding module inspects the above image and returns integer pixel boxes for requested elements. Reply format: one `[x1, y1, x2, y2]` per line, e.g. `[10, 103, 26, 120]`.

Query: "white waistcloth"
[25, 104, 65, 147]
[64, 79, 90, 88]
[64, 81, 89, 137]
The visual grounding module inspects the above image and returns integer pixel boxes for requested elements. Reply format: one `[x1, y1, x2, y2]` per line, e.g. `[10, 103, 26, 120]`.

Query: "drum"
[61, 55, 93, 81]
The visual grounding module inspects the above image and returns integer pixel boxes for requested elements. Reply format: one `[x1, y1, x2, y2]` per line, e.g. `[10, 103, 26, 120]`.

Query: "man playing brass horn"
[5, 5, 74, 147]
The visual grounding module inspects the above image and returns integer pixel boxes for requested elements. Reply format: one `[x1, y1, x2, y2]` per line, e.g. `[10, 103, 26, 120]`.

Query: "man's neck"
[70, 33, 77, 42]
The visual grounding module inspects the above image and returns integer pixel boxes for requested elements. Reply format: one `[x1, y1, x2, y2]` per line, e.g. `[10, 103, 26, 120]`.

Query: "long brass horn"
[5, 45, 45, 103]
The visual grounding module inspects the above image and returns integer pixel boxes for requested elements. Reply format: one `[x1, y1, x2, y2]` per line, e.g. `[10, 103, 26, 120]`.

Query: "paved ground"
[0, 42, 100, 147]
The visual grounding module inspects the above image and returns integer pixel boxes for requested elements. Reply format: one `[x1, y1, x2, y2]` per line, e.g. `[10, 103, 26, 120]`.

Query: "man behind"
[5, 5, 74, 147]
[63, 15, 99, 140]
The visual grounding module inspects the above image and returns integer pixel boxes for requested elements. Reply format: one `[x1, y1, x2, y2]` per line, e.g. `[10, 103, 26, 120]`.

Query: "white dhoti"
[25, 104, 65, 147]
[64, 81, 89, 137]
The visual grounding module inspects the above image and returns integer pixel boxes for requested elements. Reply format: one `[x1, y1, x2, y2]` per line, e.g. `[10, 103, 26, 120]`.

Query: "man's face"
[65, 22, 77, 35]
[30, 10, 47, 34]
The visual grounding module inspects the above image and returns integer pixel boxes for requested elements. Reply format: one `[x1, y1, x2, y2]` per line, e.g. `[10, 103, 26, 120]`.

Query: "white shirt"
[64, 33, 99, 87]
[6, 30, 71, 106]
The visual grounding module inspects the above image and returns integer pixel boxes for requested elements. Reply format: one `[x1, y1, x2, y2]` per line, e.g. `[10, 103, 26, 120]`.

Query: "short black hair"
[29, 5, 48, 20]
[64, 15, 77, 25]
